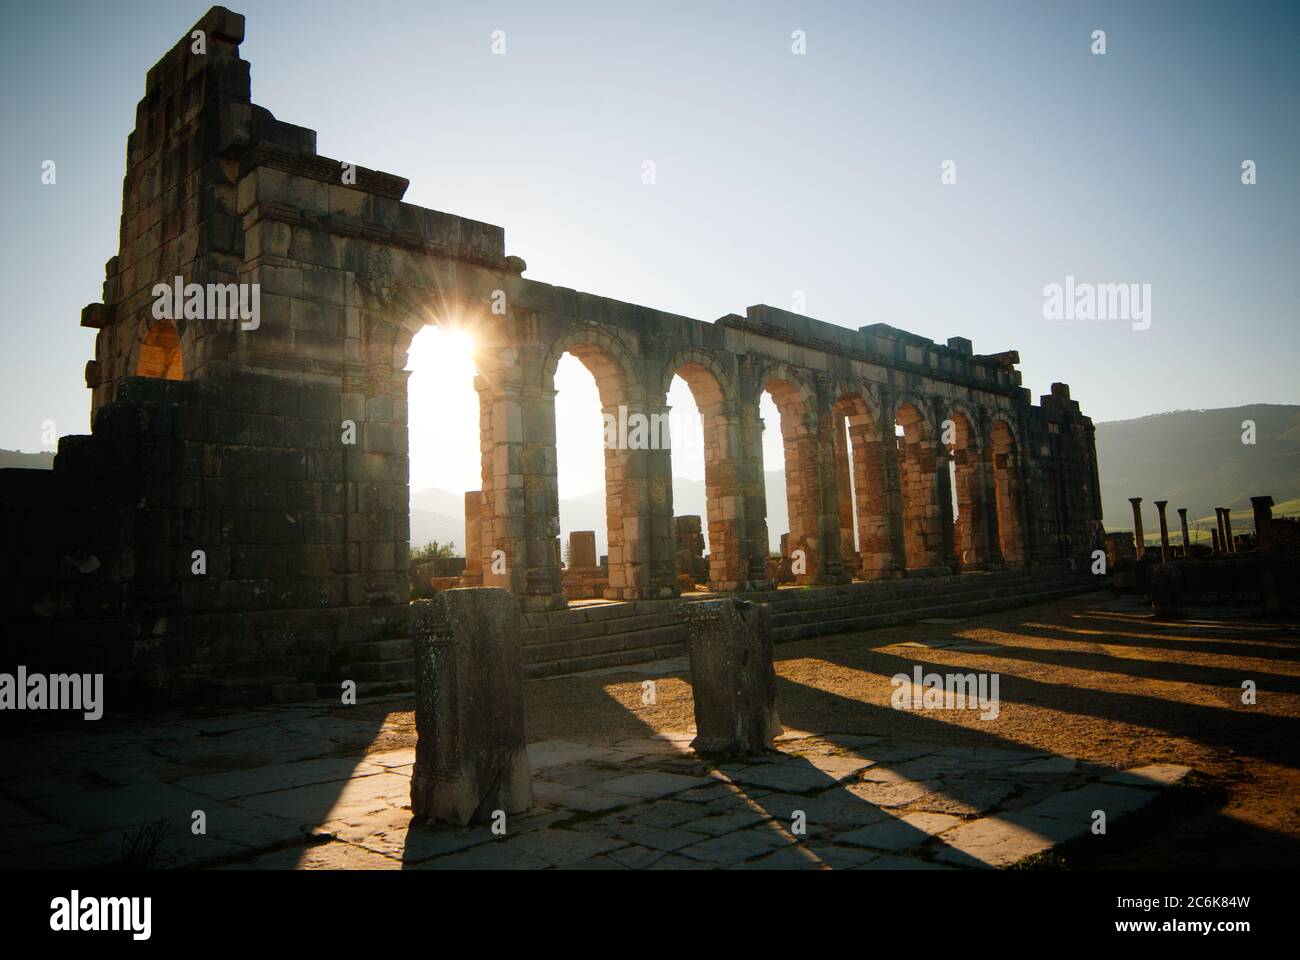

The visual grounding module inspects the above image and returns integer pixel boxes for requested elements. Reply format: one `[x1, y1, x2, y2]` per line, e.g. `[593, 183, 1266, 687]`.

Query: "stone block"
[410, 588, 533, 825]
[682, 598, 780, 756]
[569, 530, 597, 569]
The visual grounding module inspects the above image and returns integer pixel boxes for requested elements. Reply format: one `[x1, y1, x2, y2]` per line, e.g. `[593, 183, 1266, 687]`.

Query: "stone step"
[770, 582, 1096, 642]
[518, 572, 1095, 676]
[762, 570, 1063, 613]
[524, 641, 687, 680]
[315, 678, 415, 699]
[753, 564, 1035, 598]
[338, 658, 415, 682]
[759, 572, 1040, 608]
[767, 574, 1086, 624]
[521, 611, 684, 648]
[335, 637, 413, 663]
[522, 623, 685, 665]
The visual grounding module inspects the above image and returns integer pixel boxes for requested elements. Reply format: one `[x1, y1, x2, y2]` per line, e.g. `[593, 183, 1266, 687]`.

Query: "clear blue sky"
[2, 0, 1297, 463]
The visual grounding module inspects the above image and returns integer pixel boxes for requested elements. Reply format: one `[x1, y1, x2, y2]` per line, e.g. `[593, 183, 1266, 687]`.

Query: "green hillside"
[1095, 404, 1300, 537]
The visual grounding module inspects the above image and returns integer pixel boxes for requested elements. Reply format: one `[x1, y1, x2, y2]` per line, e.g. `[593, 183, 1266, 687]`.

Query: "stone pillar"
[1215, 508, 1228, 554]
[1211, 528, 1220, 553]
[477, 375, 564, 611]
[737, 403, 773, 586]
[700, 411, 751, 591]
[831, 413, 859, 576]
[674, 515, 707, 585]
[934, 442, 958, 569]
[1222, 508, 1235, 553]
[1251, 495, 1275, 551]
[562, 530, 608, 600]
[849, 419, 892, 579]
[410, 589, 533, 825]
[883, 422, 908, 575]
[602, 400, 679, 600]
[1154, 500, 1170, 562]
[682, 598, 780, 756]
[461, 490, 483, 586]
[783, 400, 847, 586]
[1177, 508, 1191, 558]
[1150, 564, 1183, 619]
[1128, 497, 1144, 558]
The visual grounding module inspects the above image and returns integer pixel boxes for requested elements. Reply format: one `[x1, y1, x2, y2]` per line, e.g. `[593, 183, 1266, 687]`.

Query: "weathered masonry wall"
[0, 8, 1103, 699]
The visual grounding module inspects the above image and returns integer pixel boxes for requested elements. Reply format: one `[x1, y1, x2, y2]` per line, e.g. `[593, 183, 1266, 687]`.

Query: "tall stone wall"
[0, 374, 401, 699]
[0, 7, 1105, 699]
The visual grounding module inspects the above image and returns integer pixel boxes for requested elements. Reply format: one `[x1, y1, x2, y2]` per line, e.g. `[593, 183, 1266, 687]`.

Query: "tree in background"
[412, 540, 456, 561]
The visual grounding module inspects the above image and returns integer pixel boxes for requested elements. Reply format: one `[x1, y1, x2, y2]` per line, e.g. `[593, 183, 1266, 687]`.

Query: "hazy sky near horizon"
[1, 0, 1297, 500]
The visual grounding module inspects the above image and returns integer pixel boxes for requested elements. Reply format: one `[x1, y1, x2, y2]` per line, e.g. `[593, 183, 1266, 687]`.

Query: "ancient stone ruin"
[0, 8, 1103, 701]
[410, 589, 532, 824]
[1118, 494, 1299, 614]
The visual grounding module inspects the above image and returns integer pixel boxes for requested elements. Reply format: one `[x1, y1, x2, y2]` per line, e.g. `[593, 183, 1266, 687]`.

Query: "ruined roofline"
[133, 7, 1034, 403]
[720, 307, 1026, 398]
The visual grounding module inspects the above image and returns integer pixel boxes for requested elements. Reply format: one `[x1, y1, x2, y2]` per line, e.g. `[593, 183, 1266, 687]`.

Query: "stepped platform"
[329, 565, 1101, 693]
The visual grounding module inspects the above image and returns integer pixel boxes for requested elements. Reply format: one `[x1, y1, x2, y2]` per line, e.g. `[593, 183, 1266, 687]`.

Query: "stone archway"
[664, 349, 749, 591]
[832, 388, 890, 580]
[760, 366, 843, 585]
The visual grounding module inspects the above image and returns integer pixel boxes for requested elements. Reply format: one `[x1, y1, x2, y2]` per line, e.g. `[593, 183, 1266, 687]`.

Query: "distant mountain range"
[0, 449, 53, 470]
[411, 473, 791, 557]
[1094, 404, 1300, 534]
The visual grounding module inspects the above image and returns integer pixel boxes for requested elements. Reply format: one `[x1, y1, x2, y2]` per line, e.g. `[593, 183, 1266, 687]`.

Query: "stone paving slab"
[233, 771, 410, 825]
[0, 690, 1196, 871]
[836, 812, 963, 852]
[31, 782, 220, 832]
[526, 740, 615, 770]
[601, 771, 715, 799]
[175, 757, 386, 801]
[678, 824, 794, 865]
[1101, 764, 1193, 788]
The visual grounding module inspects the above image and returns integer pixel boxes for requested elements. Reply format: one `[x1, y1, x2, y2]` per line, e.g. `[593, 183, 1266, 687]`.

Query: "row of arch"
[528, 328, 1029, 597]
[131, 313, 1029, 603]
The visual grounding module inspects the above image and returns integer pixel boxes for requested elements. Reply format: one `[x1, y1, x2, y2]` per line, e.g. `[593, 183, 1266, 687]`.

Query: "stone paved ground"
[2, 592, 1296, 869]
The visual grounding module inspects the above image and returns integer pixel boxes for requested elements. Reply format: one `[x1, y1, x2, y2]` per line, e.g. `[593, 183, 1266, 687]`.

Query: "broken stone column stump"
[1149, 563, 1184, 619]
[410, 588, 533, 825]
[682, 598, 781, 756]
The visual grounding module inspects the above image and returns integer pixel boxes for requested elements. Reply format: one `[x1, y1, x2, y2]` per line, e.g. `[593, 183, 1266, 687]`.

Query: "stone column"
[1150, 564, 1183, 619]
[1154, 500, 1170, 562]
[1251, 495, 1275, 551]
[1177, 508, 1191, 558]
[804, 400, 849, 585]
[461, 490, 483, 586]
[1211, 528, 1221, 553]
[700, 410, 750, 591]
[1214, 508, 1228, 554]
[477, 375, 564, 611]
[850, 419, 892, 579]
[1222, 508, 1235, 553]
[1128, 497, 1144, 559]
[934, 441, 958, 569]
[781, 403, 845, 586]
[410, 589, 533, 825]
[682, 598, 780, 756]
[603, 399, 679, 600]
[883, 416, 908, 575]
[831, 412, 859, 576]
[737, 403, 773, 586]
